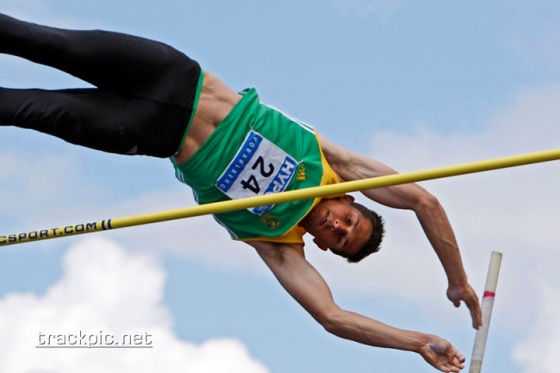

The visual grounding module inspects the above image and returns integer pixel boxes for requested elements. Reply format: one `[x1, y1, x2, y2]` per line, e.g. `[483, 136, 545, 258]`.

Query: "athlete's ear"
[313, 238, 329, 251]
[344, 194, 355, 203]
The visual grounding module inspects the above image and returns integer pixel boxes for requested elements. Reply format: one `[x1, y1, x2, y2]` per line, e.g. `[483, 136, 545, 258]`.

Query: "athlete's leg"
[0, 87, 187, 156]
[0, 13, 200, 107]
[0, 13, 200, 157]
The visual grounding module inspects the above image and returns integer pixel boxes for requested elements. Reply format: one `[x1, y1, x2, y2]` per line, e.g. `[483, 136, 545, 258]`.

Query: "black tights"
[0, 13, 201, 157]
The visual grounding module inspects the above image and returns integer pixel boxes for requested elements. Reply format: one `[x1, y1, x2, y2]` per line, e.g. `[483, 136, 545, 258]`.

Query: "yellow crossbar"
[1, 148, 558, 247]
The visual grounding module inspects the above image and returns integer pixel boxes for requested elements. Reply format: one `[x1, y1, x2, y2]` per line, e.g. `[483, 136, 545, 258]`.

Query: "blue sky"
[0, 1, 559, 372]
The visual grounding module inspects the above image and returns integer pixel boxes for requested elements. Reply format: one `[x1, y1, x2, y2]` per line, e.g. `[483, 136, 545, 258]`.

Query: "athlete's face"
[300, 195, 373, 257]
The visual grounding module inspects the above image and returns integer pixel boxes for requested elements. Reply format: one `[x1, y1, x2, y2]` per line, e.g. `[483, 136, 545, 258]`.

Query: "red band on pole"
[483, 291, 496, 298]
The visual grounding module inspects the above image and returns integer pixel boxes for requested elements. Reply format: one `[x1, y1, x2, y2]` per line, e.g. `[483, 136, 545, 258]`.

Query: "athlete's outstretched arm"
[248, 240, 466, 372]
[317, 133, 482, 330]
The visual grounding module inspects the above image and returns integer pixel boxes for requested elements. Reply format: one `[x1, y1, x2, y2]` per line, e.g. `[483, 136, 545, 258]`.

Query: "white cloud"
[512, 284, 560, 373]
[0, 238, 269, 373]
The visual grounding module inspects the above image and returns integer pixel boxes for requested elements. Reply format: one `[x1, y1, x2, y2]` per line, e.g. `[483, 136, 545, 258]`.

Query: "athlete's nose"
[331, 219, 340, 230]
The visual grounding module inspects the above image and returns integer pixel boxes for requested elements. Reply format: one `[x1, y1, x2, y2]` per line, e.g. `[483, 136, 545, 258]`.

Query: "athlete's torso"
[172, 78, 341, 243]
[174, 71, 242, 164]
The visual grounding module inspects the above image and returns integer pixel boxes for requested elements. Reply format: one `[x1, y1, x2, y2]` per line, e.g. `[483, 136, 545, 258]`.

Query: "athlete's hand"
[447, 283, 482, 329]
[418, 335, 465, 372]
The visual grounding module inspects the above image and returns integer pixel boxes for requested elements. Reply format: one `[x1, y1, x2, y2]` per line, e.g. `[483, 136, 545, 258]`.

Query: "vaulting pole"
[469, 251, 503, 373]
[1, 148, 559, 246]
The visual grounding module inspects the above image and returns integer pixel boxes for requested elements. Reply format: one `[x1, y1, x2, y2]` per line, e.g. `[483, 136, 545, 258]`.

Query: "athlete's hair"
[330, 202, 385, 263]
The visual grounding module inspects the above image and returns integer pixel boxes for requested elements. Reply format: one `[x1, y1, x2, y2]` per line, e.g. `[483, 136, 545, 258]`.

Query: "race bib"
[216, 130, 298, 215]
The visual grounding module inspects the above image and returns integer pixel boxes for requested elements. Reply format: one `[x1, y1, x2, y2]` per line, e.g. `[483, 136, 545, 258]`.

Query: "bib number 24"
[216, 130, 298, 215]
